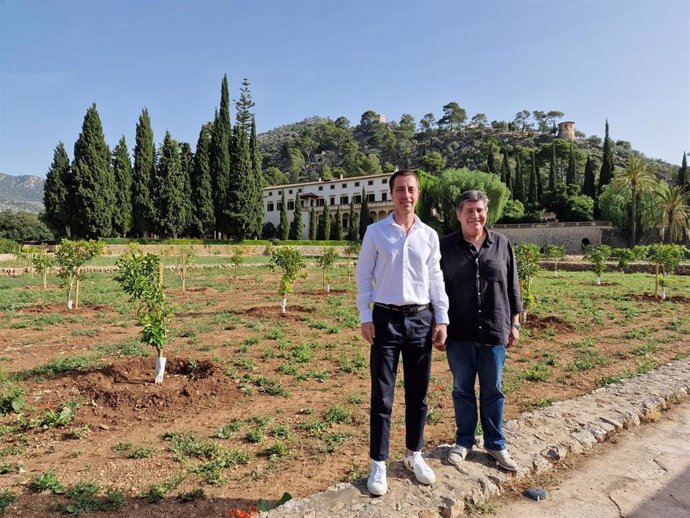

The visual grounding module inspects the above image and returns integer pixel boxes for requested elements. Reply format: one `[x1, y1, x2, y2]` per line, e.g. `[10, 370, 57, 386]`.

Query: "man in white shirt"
[356, 169, 449, 496]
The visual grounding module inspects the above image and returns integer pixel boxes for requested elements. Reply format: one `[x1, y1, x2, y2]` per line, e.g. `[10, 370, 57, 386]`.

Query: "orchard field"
[0, 259, 688, 517]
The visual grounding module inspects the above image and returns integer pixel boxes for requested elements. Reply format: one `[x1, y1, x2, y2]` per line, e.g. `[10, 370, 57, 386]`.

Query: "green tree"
[647, 243, 686, 299]
[249, 118, 264, 237]
[598, 119, 615, 194]
[226, 124, 253, 239]
[642, 182, 690, 243]
[513, 242, 541, 322]
[548, 140, 557, 191]
[189, 123, 215, 238]
[179, 142, 194, 236]
[527, 150, 539, 207]
[154, 132, 187, 238]
[331, 205, 343, 241]
[513, 153, 525, 202]
[269, 246, 307, 314]
[132, 108, 156, 237]
[438, 102, 467, 131]
[421, 151, 446, 175]
[582, 154, 597, 198]
[278, 190, 289, 241]
[0, 211, 53, 241]
[317, 204, 331, 241]
[210, 75, 232, 238]
[542, 244, 566, 277]
[583, 244, 612, 285]
[347, 198, 358, 241]
[358, 188, 369, 240]
[55, 239, 104, 310]
[500, 150, 510, 185]
[235, 78, 255, 131]
[289, 192, 303, 240]
[71, 104, 115, 238]
[316, 247, 339, 292]
[30, 249, 53, 289]
[43, 142, 73, 237]
[309, 206, 317, 241]
[610, 156, 657, 246]
[111, 136, 133, 237]
[566, 142, 577, 185]
[678, 152, 688, 187]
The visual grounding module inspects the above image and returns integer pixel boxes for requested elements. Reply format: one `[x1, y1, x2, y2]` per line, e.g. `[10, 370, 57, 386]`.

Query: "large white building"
[263, 173, 395, 237]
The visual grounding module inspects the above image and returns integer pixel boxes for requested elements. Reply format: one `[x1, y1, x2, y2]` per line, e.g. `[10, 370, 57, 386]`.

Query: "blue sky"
[1, 0, 688, 177]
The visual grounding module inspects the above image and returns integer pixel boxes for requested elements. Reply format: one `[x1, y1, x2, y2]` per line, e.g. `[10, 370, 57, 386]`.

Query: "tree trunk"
[154, 353, 167, 384]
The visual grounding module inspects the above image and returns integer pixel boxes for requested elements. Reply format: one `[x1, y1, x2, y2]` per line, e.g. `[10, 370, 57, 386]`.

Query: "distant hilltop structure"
[558, 121, 576, 140]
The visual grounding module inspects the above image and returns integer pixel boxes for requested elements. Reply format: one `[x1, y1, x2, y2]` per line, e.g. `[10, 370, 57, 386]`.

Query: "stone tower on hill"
[558, 121, 576, 140]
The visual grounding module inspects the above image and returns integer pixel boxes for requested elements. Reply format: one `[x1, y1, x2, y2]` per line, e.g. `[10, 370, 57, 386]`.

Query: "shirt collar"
[386, 212, 421, 229]
[457, 228, 493, 248]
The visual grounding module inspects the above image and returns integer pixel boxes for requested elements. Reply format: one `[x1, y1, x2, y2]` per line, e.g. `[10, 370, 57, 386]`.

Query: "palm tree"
[610, 156, 657, 246]
[643, 183, 690, 243]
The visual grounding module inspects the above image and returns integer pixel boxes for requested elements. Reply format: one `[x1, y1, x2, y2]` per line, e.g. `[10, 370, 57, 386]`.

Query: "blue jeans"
[369, 305, 433, 461]
[445, 340, 507, 450]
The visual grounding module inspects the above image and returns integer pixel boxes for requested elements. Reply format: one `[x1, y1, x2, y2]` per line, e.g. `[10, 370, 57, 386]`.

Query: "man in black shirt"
[439, 190, 523, 471]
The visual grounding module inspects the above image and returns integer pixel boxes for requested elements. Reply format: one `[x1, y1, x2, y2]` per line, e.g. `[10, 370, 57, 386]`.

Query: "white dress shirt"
[356, 213, 449, 325]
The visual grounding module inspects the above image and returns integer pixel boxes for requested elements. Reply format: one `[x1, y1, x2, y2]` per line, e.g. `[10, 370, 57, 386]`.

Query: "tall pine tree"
[358, 188, 369, 240]
[317, 205, 331, 241]
[347, 198, 358, 240]
[290, 192, 303, 240]
[179, 142, 194, 236]
[527, 150, 538, 206]
[500, 150, 509, 185]
[513, 153, 525, 202]
[583, 154, 597, 198]
[132, 108, 156, 237]
[154, 132, 187, 238]
[210, 75, 232, 238]
[43, 142, 73, 237]
[249, 118, 264, 238]
[678, 152, 688, 186]
[190, 123, 215, 238]
[566, 142, 577, 185]
[112, 136, 133, 237]
[309, 206, 317, 240]
[548, 140, 557, 191]
[331, 205, 343, 240]
[278, 190, 289, 241]
[71, 103, 115, 238]
[235, 78, 255, 132]
[598, 119, 615, 194]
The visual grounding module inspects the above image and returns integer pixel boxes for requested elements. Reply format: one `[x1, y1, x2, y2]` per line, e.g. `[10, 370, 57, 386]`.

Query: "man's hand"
[507, 326, 519, 348]
[361, 322, 375, 345]
[432, 323, 447, 351]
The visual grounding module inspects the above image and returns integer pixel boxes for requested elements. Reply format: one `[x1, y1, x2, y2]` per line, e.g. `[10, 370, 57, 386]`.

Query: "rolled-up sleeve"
[427, 230, 449, 324]
[355, 227, 377, 323]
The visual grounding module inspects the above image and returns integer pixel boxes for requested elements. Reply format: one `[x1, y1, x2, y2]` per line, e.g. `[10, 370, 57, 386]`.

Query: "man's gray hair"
[456, 190, 490, 211]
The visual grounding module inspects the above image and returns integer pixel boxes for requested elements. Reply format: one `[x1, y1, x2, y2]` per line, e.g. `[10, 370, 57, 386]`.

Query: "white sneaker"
[367, 460, 387, 496]
[486, 448, 518, 471]
[403, 451, 436, 485]
[448, 445, 470, 466]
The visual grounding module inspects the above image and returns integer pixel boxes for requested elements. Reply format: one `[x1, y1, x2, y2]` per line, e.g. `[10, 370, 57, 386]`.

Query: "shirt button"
[479, 326, 482, 329]
[479, 310, 482, 313]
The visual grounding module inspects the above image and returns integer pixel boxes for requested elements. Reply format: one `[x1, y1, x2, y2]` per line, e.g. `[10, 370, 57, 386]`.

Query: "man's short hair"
[388, 170, 420, 192]
[456, 190, 490, 211]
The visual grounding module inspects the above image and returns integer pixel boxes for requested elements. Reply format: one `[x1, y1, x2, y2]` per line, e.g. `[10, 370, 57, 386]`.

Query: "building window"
[267, 203, 274, 212]
[354, 182, 360, 187]
[368, 180, 374, 185]
[330, 197, 335, 206]
[381, 192, 387, 201]
[316, 199, 325, 207]
[287, 201, 295, 210]
[330, 185, 335, 190]
[318, 186, 323, 191]
[342, 183, 346, 188]
[381, 179, 387, 184]
[340, 196, 348, 205]
[268, 191, 273, 196]
[354, 195, 362, 204]
[367, 193, 375, 202]
[298, 188, 302, 193]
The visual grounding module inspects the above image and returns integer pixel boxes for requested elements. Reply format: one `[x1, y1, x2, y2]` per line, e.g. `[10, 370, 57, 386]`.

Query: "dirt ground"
[0, 269, 688, 517]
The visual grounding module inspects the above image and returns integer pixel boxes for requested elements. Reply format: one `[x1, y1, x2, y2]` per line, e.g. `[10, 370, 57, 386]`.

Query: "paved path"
[264, 359, 690, 517]
[489, 399, 690, 518]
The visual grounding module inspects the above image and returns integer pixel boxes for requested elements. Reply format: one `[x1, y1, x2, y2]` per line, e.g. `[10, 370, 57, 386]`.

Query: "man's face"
[391, 174, 420, 215]
[456, 200, 487, 235]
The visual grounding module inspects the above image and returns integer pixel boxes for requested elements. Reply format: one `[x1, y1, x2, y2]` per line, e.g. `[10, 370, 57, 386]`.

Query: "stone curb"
[263, 358, 690, 518]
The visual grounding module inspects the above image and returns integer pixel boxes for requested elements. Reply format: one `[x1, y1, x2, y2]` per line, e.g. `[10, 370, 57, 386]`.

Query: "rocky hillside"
[0, 173, 44, 212]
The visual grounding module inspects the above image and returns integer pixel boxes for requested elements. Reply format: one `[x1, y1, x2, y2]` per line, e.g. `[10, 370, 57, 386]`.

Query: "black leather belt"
[374, 302, 431, 315]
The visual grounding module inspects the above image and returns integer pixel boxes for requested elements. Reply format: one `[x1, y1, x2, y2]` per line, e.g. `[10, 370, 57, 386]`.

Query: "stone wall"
[490, 222, 625, 254]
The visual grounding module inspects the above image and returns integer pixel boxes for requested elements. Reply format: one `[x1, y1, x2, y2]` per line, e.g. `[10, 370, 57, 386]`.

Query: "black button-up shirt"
[439, 230, 523, 345]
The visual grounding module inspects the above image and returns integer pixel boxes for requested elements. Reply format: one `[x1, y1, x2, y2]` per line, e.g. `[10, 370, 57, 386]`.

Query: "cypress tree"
[347, 198, 358, 240]
[249, 118, 264, 237]
[132, 108, 156, 237]
[678, 152, 688, 186]
[598, 119, 615, 194]
[210, 75, 232, 237]
[179, 142, 194, 236]
[290, 192, 303, 240]
[331, 205, 343, 240]
[227, 124, 253, 239]
[583, 154, 597, 198]
[527, 150, 538, 206]
[278, 190, 289, 240]
[154, 132, 187, 238]
[566, 142, 577, 185]
[190, 123, 215, 238]
[309, 206, 317, 240]
[358, 188, 369, 240]
[513, 153, 525, 202]
[549, 140, 557, 191]
[500, 150, 509, 184]
[317, 205, 330, 241]
[71, 103, 114, 238]
[487, 150, 496, 174]
[43, 142, 73, 237]
[112, 136, 133, 237]
[504, 153, 513, 194]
